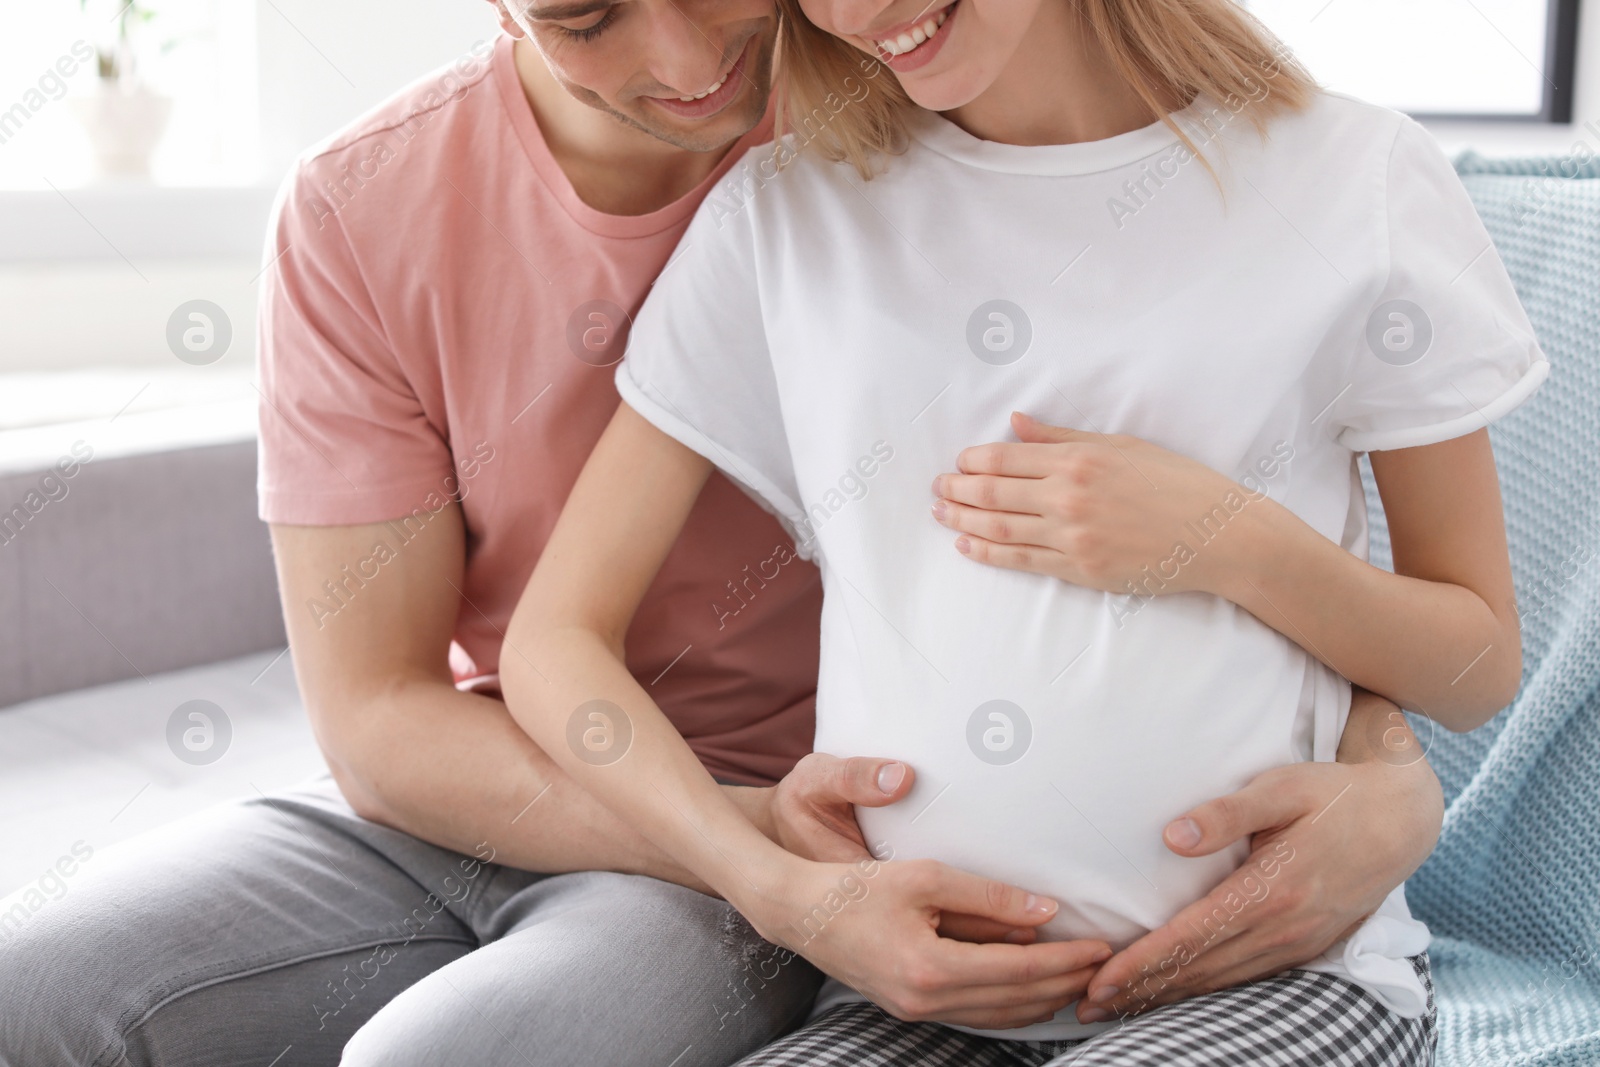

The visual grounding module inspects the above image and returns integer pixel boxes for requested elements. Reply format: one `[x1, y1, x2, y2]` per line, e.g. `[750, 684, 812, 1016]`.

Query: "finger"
[924, 933, 1114, 990]
[1084, 868, 1271, 1004]
[954, 441, 1064, 478]
[894, 987, 1080, 1030]
[912, 862, 1061, 927]
[908, 961, 1102, 1020]
[815, 755, 916, 807]
[936, 912, 1038, 944]
[1163, 769, 1303, 858]
[952, 532, 1064, 576]
[937, 1001, 1076, 1030]
[1009, 411, 1092, 445]
[919, 970, 1100, 1028]
[1099, 937, 1312, 1017]
[933, 472, 1044, 515]
[1084, 836, 1325, 1016]
[934, 498, 1053, 547]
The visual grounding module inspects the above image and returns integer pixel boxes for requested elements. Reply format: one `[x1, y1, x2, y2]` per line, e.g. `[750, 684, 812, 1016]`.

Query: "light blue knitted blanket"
[1360, 149, 1600, 1066]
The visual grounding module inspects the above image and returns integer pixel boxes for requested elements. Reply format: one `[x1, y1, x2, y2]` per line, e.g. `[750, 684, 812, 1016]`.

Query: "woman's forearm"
[501, 623, 797, 910]
[934, 420, 1521, 731]
[498, 404, 803, 920]
[1218, 496, 1519, 730]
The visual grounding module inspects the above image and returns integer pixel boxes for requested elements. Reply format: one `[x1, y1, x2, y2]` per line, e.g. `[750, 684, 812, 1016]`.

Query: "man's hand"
[768, 752, 906, 862]
[765, 752, 1047, 945]
[1078, 693, 1443, 1022]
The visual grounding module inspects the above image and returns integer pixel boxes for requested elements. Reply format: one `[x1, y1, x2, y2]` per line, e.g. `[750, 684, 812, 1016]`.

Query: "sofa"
[0, 413, 323, 904]
[1, 150, 1596, 1065]
[1361, 150, 1600, 1066]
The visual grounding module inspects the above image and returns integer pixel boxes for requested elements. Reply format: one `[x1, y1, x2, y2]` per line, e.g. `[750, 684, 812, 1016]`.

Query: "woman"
[502, 0, 1543, 1062]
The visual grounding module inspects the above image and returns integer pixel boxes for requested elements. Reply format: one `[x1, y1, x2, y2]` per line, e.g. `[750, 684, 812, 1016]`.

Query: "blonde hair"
[774, 0, 1318, 180]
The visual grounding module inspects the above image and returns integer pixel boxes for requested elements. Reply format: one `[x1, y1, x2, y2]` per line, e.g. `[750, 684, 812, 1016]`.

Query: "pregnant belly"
[851, 742, 1259, 948]
[814, 569, 1314, 947]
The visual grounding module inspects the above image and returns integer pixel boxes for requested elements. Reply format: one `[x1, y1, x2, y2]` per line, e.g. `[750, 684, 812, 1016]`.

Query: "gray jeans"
[0, 775, 822, 1067]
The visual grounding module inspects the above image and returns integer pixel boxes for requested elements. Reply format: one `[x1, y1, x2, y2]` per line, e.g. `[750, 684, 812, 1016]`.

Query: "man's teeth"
[679, 72, 729, 102]
[877, 8, 948, 57]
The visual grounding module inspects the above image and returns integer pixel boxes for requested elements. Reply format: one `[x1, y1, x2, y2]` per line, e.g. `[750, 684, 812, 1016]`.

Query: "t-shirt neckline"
[905, 97, 1209, 176]
[491, 33, 774, 238]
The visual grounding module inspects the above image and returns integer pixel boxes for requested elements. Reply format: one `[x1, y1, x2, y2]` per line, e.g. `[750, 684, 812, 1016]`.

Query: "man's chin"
[607, 92, 770, 154]
[574, 28, 776, 155]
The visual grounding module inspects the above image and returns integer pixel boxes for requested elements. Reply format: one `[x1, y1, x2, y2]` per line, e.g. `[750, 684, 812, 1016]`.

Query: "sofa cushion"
[0, 404, 284, 709]
[1363, 151, 1600, 1066]
[0, 648, 324, 903]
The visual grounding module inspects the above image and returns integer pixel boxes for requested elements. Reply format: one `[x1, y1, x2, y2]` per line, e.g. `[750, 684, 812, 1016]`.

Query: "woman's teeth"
[876, 7, 948, 57]
[679, 72, 729, 102]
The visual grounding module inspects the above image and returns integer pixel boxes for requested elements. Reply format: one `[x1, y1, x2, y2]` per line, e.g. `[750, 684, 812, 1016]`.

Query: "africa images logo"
[966, 699, 1032, 765]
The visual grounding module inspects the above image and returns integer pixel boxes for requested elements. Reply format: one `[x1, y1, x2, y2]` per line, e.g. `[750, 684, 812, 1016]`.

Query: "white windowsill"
[0, 387, 257, 476]
[1421, 117, 1600, 159]
[0, 184, 279, 264]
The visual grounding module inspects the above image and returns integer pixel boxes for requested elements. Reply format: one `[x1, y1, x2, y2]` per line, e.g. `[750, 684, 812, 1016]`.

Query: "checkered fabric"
[735, 955, 1436, 1067]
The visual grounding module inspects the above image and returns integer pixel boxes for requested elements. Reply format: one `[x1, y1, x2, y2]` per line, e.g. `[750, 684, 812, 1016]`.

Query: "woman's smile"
[870, 1, 958, 72]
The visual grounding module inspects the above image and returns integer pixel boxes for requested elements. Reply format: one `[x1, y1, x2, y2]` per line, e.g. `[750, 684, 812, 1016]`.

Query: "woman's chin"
[896, 69, 990, 116]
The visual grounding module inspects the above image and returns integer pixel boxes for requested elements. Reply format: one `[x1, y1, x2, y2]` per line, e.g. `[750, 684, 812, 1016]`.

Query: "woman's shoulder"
[693, 133, 869, 232]
[1254, 89, 1416, 169]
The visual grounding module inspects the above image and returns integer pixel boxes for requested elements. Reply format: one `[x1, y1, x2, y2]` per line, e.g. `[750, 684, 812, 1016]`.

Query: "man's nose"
[647, 5, 733, 94]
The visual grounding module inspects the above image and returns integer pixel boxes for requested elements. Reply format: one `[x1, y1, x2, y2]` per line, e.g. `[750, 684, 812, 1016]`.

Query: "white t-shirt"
[617, 91, 1547, 1040]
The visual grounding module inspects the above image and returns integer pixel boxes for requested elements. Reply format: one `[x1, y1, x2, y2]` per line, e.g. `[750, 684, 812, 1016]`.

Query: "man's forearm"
[1337, 687, 1434, 768]
[319, 677, 773, 894]
[1333, 687, 1444, 859]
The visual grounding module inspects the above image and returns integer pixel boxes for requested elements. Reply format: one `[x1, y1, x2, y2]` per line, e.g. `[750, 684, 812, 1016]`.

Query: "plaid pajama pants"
[735, 954, 1436, 1067]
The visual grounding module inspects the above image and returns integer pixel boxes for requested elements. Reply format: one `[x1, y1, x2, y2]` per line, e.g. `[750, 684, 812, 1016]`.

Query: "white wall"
[254, 0, 501, 179]
[1, 1, 1596, 386]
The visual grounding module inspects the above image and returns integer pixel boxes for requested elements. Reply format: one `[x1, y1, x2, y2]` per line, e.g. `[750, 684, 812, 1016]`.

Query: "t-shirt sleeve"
[1331, 116, 1549, 453]
[255, 162, 455, 525]
[614, 162, 810, 555]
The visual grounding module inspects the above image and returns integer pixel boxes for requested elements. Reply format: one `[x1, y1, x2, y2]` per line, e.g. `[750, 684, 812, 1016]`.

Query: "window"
[1247, 0, 1580, 121]
[0, 0, 258, 189]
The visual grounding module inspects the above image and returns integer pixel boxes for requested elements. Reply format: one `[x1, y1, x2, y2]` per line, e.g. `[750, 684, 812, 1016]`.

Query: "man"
[0, 2, 1445, 1065]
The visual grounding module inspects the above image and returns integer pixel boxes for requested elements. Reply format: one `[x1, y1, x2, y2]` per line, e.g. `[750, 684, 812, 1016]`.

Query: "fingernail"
[955, 536, 972, 554]
[1079, 1007, 1109, 1023]
[930, 475, 943, 495]
[876, 762, 906, 794]
[1165, 817, 1202, 849]
[1091, 947, 1112, 963]
[1089, 984, 1119, 1004]
[931, 499, 947, 522]
[1023, 894, 1058, 917]
[1004, 928, 1032, 944]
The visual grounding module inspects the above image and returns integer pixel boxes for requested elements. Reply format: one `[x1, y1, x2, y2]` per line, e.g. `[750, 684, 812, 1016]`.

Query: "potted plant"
[69, 0, 173, 178]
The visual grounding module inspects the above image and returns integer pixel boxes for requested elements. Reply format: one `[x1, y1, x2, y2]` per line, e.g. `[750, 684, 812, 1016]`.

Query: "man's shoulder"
[302, 38, 499, 169]
[270, 38, 503, 241]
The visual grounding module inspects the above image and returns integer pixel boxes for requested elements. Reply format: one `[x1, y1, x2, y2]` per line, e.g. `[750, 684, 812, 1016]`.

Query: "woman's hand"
[736, 853, 1113, 1030]
[937, 417, 1521, 728]
[1076, 690, 1443, 1022]
[930, 411, 1255, 596]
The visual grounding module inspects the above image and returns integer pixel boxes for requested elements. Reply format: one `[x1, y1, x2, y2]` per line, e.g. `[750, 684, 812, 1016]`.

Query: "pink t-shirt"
[256, 35, 821, 786]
